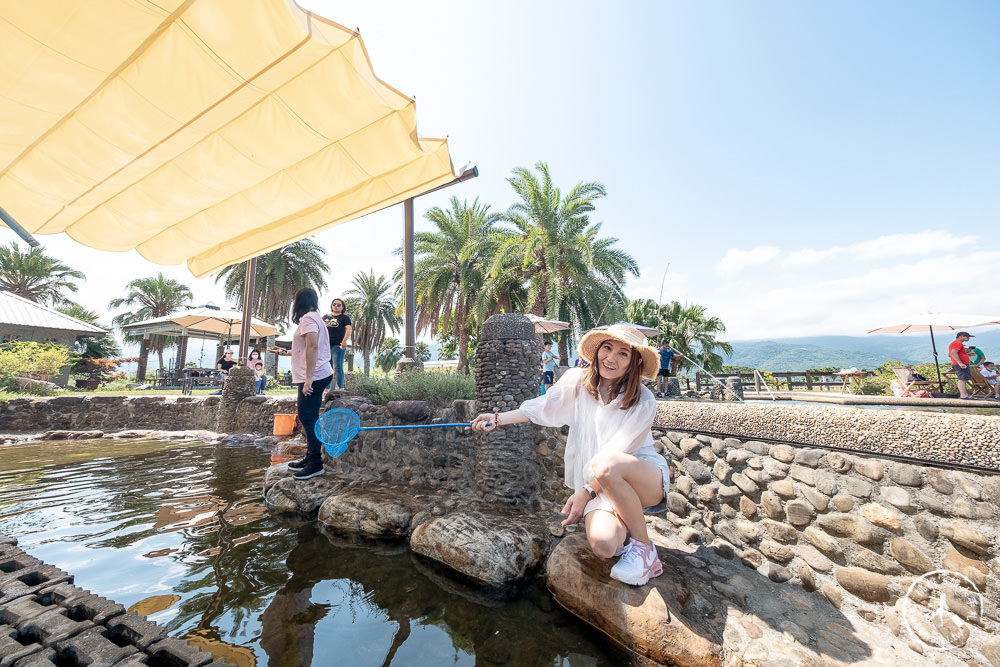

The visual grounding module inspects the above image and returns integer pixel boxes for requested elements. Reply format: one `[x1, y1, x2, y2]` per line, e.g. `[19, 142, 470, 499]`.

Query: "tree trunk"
[458, 322, 469, 375]
[558, 335, 569, 368]
[136, 338, 150, 383]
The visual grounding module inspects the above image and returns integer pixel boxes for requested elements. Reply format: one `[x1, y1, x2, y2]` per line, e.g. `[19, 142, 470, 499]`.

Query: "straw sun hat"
[578, 324, 659, 380]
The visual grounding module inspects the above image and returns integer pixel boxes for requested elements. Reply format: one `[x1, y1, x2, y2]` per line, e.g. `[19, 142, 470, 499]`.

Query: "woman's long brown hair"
[582, 341, 646, 409]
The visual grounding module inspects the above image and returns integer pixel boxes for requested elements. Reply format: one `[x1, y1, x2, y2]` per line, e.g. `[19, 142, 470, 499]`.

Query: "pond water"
[0, 438, 622, 666]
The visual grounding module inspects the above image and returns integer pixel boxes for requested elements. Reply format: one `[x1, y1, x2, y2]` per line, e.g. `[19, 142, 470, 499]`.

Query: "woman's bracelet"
[493, 411, 501, 427]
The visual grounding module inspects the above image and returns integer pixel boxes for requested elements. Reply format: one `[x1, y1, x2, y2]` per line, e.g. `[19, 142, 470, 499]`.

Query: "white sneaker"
[610, 539, 663, 586]
[613, 542, 627, 557]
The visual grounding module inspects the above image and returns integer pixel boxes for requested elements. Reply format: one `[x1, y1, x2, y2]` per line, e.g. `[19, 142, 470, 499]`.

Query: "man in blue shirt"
[541, 341, 560, 393]
[657, 341, 677, 398]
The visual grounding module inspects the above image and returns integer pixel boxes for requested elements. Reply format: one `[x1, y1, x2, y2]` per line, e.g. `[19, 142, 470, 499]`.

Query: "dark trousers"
[297, 375, 332, 465]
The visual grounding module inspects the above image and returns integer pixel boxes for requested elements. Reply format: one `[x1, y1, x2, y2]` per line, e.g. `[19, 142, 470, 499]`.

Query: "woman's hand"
[560, 489, 590, 527]
[302, 382, 313, 397]
[467, 413, 497, 432]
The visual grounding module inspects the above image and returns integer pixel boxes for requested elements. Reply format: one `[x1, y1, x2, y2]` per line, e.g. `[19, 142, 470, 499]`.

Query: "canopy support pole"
[403, 198, 416, 360]
[239, 257, 257, 364]
[0, 205, 40, 247]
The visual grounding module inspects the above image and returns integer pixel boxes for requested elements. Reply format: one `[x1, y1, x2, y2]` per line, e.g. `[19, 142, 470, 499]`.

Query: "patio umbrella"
[525, 314, 571, 334]
[867, 313, 1000, 391]
[594, 321, 660, 338]
[168, 308, 279, 340]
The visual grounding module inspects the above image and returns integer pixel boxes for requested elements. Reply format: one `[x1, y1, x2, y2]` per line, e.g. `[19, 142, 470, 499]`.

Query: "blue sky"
[9, 0, 999, 341]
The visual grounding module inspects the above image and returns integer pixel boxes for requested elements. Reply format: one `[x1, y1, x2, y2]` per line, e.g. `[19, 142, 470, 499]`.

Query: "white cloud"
[783, 230, 977, 268]
[626, 265, 692, 305]
[714, 246, 780, 276]
[711, 249, 1000, 339]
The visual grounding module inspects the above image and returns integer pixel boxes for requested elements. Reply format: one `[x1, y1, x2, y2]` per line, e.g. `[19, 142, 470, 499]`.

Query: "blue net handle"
[314, 408, 482, 458]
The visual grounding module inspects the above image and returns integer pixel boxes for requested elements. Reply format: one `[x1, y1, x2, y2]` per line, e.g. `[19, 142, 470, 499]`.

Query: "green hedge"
[347, 370, 475, 407]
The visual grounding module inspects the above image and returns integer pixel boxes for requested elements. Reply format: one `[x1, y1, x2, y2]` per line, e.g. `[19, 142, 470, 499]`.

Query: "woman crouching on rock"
[469, 324, 669, 586]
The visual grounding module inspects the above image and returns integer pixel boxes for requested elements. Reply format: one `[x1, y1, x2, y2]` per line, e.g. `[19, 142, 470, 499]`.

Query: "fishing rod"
[655, 263, 669, 346]
[754, 369, 778, 401]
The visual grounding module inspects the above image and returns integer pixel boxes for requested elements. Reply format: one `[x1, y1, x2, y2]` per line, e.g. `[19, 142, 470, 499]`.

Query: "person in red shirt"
[948, 331, 973, 399]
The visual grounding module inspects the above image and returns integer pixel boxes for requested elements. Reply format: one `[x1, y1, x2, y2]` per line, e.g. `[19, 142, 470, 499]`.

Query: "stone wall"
[320, 397, 481, 495]
[529, 401, 1000, 657]
[0, 395, 221, 433]
[655, 400, 1000, 469]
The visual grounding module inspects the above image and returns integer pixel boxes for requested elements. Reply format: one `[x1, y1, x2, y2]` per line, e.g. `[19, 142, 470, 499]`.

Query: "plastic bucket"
[273, 413, 296, 436]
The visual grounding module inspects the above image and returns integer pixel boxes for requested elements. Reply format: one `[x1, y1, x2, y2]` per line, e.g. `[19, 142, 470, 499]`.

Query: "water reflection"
[0, 439, 620, 666]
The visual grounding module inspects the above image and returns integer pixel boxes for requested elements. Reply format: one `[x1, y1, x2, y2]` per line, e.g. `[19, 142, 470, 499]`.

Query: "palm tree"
[374, 337, 403, 373]
[414, 341, 431, 363]
[344, 271, 400, 376]
[0, 242, 85, 306]
[494, 162, 638, 361]
[398, 197, 503, 374]
[109, 273, 193, 372]
[57, 303, 121, 359]
[214, 240, 329, 327]
[621, 298, 665, 332]
[659, 301, 733, 374]
[550, 223, 639, 360]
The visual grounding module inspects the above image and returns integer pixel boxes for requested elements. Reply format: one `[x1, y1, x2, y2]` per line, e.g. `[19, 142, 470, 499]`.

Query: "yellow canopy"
[0, 0, 464, 277]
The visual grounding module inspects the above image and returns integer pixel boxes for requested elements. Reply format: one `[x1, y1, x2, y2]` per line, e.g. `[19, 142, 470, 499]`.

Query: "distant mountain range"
[725, 331, 1000, 371]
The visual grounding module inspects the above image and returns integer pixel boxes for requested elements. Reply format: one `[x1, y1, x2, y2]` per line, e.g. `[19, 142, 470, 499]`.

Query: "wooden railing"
[694, 371, 873, 392]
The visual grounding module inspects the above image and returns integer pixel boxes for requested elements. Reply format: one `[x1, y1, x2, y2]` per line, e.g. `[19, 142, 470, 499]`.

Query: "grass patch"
[347, 370, 475, 407]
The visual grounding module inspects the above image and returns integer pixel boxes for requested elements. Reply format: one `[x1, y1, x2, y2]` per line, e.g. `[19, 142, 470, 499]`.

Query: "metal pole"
[929, 326, 944, 392]
[239, 257, 257, 364]
[397, 165, 477, 363]
[403, 198, 416, 360]
[0, 205, 40, 247]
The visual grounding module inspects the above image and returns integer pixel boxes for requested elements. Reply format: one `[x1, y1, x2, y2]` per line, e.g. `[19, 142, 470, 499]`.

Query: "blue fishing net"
[314, 407, 361, 458]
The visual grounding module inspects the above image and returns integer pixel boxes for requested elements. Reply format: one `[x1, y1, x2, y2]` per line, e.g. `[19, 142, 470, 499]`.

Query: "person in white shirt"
[979, 361, 1000, 399]
[470, 324, 669, 586]
[273, 288, 333, 480]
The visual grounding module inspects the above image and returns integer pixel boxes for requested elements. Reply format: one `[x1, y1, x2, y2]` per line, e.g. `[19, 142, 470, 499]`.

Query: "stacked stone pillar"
[473, 314, 542, 508]
[215, 366, 256, 433]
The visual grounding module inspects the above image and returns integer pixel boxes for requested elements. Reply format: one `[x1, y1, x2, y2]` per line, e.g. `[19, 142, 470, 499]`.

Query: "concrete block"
[145, 637, 217, 667]
[0, 623, 46, 667]
[53, 626, 140, 666]
[0, 564, 74, 606]
[10, 650, 56, 667]
[38, 582, 125, 625]
[105, 612, 168, 650]
[0, 597, 50, 627]
[16, 607, 92, 645]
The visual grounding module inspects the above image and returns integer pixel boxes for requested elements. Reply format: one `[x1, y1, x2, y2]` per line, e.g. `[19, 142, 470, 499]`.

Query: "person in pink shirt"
[274, 288, 333, 480]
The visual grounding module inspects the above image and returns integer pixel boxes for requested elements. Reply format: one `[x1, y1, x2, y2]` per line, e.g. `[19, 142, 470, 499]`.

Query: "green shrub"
[348, 370, 475, 407]
[98, 378, 132, 392]
[858, 378, 891, 395]
[0, 341, 71, 390]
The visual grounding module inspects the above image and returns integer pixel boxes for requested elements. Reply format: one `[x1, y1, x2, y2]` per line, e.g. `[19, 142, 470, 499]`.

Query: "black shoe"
[287, 457, 308, 470]
[294, 462, 325, 481]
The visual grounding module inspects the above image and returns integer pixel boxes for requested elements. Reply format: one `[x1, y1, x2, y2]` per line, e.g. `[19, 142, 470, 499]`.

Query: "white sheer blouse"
[520, 367, 668, 492]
